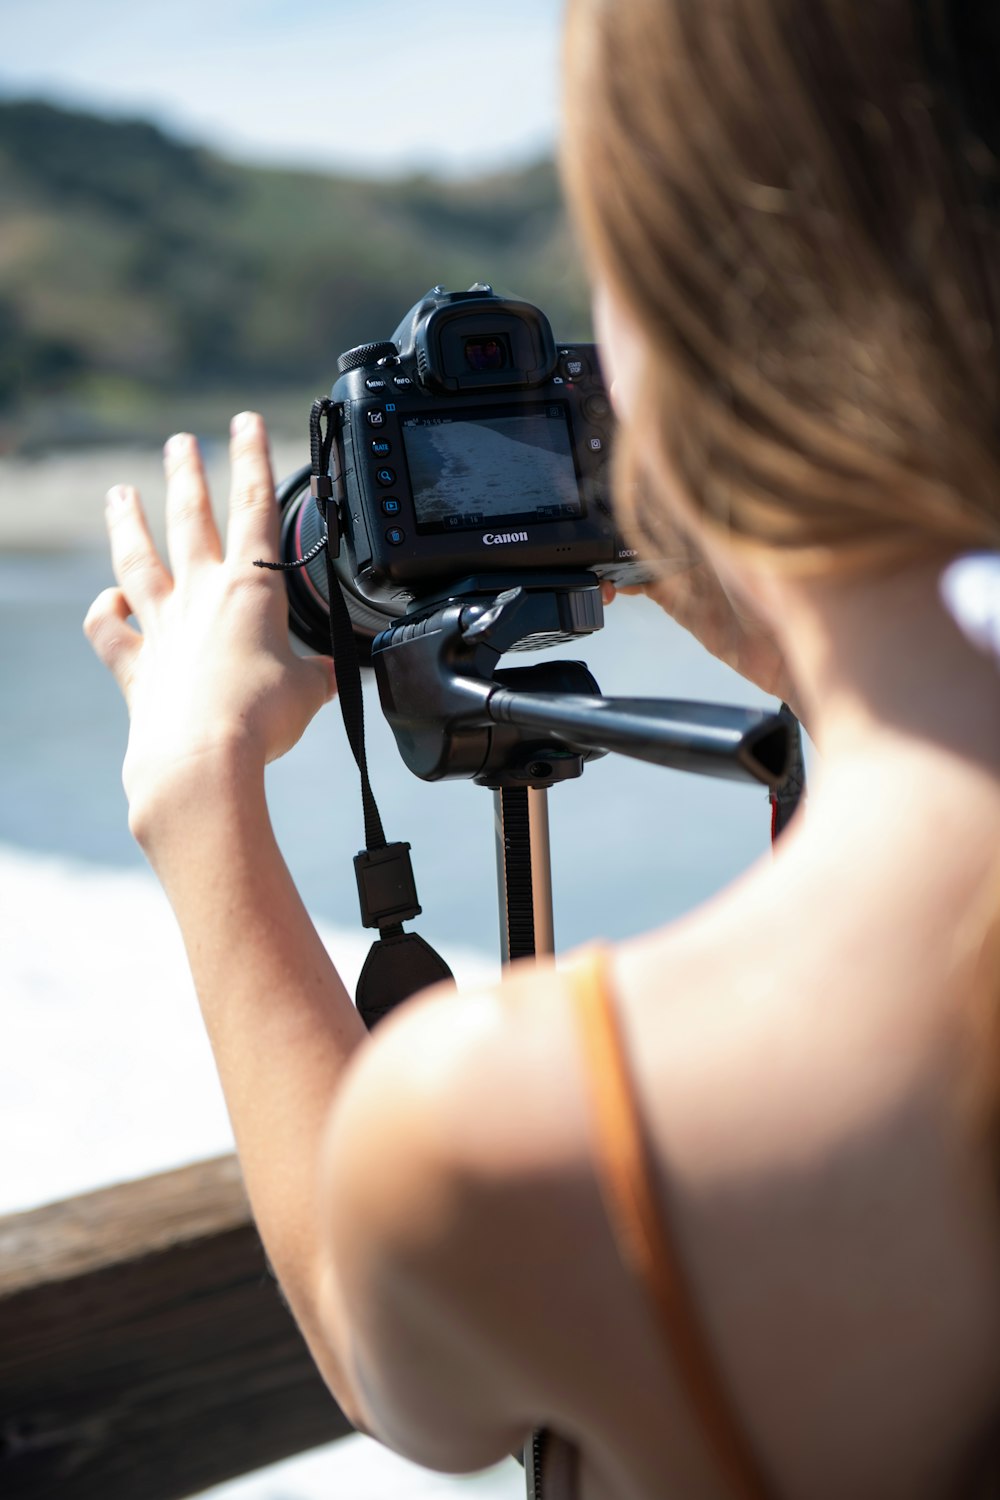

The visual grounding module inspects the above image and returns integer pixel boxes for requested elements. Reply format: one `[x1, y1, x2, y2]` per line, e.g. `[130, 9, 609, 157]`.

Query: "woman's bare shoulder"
[330, 956, 601, 1186]
[323, 903, 1000, 1491]
[313, 958, 621, 1469]
[609, 895, 1000, 1496]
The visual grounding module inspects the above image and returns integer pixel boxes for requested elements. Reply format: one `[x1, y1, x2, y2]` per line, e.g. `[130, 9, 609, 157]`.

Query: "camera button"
[375, 467, 396, 487]
[381, 497, 401, 515]
[365, 377, 387, 392]
[385, 526, 405, 547]
[366, 408, 386, 427]
[370, 438, 392, 458]
[560, 353, 590, 381]
[393, 375, 414, 389]
[586, 431, 607, 454]
[583, 392, 611, 423]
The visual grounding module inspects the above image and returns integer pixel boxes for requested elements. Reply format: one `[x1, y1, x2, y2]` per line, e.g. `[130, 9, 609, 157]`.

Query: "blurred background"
[0, 3, 778, 1496]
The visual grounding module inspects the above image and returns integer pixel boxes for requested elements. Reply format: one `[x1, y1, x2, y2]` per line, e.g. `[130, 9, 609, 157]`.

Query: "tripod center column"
[493, 786, 555, 964]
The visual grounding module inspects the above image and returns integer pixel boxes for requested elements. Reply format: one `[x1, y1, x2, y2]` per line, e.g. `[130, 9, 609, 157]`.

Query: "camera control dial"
[338, 341, 398, 374]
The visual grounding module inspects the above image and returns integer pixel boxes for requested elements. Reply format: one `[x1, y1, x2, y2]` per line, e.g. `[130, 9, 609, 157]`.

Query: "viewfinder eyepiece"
[464, 335, 510, 373]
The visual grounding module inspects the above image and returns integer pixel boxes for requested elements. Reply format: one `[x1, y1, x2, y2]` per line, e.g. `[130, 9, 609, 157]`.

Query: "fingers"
[104, 484, 172, 625]
[83, 586, 143, 700]
[164, 433, 222, 576]
[226, 411, 279, 564]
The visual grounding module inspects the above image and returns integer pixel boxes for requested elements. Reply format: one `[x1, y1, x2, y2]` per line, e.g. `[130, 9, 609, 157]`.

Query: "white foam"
[0, 843, 518, 1497]
[0, 843, 495, 1217]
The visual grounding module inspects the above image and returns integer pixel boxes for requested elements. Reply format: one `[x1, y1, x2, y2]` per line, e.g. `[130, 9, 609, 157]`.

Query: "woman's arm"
[612, 561, 798, 709]
[84, 416, 548, 1471]
[84, 415, 380, 1416]
[137, 760, 375, 1412]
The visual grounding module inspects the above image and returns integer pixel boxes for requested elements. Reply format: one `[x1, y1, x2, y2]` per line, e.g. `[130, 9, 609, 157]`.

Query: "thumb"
[302, 653, 338, 704]
[84, 587, 143, 704]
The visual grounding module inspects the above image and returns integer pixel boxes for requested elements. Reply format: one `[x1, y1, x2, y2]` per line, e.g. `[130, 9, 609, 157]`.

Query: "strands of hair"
[561, 0, 1000, 578]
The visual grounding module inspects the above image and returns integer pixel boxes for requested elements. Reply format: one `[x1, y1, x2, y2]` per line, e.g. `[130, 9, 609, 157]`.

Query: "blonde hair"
[561, 0, 1000, 575]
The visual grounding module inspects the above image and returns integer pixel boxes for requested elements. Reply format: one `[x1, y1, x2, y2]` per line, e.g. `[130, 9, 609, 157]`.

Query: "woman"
[84, 1, 1000, 1495]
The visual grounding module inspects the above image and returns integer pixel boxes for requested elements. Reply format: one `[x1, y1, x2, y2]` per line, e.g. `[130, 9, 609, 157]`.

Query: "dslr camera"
[276, 283, 649, 652]
[269, 283, 794, 995]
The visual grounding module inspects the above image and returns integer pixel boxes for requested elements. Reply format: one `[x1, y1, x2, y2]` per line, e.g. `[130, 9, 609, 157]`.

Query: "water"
[0, 548, 776, 956]
[0, 463, 778, 1498]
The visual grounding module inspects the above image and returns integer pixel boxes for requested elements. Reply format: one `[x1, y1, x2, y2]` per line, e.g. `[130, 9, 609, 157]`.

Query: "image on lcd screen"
[402, 405, 581, 531]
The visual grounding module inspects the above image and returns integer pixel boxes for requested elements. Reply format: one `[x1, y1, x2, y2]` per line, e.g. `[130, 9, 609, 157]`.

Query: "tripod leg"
[493, 787, 555, 963]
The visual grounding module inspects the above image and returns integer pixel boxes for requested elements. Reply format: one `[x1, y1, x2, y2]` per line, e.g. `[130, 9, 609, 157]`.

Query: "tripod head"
[370, 573, 793, 790]
[266, 397, 801, 1021]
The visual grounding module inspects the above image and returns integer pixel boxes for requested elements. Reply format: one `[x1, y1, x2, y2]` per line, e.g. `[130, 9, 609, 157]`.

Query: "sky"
[0, 0, 565, 178]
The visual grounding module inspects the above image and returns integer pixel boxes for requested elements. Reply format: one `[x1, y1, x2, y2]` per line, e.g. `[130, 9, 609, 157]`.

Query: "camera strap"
[311, 398, 454, 1028]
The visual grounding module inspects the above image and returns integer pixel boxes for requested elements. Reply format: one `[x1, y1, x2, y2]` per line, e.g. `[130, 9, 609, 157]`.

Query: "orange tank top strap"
[568, 945, 776, 1500]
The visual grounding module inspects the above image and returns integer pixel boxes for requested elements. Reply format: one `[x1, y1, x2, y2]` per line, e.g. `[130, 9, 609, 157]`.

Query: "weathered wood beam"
[0, 1155, 353, 1499]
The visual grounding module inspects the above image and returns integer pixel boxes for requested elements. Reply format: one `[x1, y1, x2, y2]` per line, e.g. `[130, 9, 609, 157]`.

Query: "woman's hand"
[607, 525, 798, 707]
[84, 412, 335, 842]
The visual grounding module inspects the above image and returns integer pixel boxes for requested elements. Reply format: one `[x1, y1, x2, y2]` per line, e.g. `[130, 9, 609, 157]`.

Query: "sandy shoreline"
[0, 440, 309, 553]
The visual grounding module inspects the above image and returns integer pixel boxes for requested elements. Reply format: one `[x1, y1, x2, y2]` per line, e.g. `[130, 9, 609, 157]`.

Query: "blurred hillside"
[0, 100, 589, 452]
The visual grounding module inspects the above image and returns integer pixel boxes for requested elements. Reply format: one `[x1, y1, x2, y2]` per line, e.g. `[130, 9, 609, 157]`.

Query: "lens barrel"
[275, 466, 398, 661]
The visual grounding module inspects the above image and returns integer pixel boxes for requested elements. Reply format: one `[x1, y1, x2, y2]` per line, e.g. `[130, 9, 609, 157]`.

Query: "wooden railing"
[0, 1156, 352, 1499]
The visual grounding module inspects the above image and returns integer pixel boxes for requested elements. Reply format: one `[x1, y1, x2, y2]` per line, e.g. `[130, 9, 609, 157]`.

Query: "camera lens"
[275, 466, 401, 663]
[464, 336, 508, 372]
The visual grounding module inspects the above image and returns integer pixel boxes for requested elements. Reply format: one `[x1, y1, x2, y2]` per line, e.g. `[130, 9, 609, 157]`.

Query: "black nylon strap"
[323, 542, 387, 851]
[311, 397, 387, 852]
[307, 397, 454, 1027]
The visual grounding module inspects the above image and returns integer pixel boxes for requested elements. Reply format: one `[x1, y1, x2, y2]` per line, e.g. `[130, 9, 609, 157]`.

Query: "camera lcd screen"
[401, 403, 582, 533]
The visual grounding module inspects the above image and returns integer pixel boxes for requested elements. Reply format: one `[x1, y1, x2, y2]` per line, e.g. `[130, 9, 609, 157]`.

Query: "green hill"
[0, 100, 589, 449]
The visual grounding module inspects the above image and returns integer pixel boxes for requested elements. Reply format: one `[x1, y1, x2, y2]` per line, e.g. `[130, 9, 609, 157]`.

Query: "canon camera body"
[278, 284, 648, 652]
